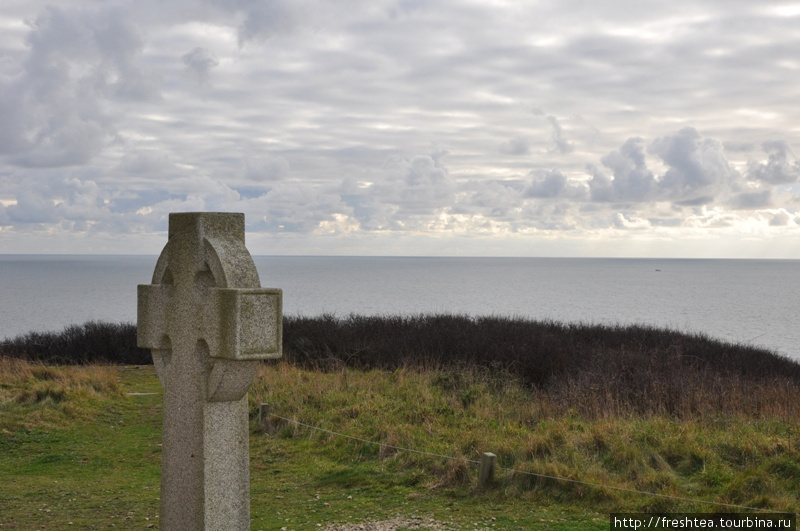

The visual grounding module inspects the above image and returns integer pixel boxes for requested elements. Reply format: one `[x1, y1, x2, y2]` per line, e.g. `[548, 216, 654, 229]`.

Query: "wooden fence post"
[258, 403, 270, 432]
[478, 452, 497, 488]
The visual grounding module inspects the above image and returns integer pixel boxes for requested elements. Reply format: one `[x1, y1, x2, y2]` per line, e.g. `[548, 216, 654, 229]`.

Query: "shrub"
[0, 321, 150, 365]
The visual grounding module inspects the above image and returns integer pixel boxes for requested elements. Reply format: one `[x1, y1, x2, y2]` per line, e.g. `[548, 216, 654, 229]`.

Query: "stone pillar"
[137, 212, 282, 531]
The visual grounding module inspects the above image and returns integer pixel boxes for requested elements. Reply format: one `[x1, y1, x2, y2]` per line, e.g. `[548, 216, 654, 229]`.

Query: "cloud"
[499, 137, 530, 155]
[457, 179, 526, 220]
[242, 181, 351, 232]
[525, 169, 586, 200]
[547, 115, 573, 154]
[2, 0, 800, 255]
[241, 155, 290, 182]
[613, 212, 651, 230]
[0, 4, 159, 168]
[651, 127, 737, 205]
[589, 137, 655, 202]
[769, 209, 792, 226]
[729, 190, 772, 210]
[182, 47, 219, 86]
[204, 0, 308, 46]
[588, 128, 746, 208]
[373, 152, 455, 216]
[747, 141, 800, 185]
[4, 177, 110, 225]
[117, 151, 175, 175]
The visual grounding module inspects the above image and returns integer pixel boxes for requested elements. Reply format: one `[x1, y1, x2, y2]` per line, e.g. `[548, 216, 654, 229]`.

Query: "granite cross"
[137, 212, 282, 531]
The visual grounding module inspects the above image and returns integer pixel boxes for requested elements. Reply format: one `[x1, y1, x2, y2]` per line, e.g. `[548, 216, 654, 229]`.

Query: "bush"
[4, 315, 800, 418]
[281, 313, 800, 383]
[0, 321, 150, 365]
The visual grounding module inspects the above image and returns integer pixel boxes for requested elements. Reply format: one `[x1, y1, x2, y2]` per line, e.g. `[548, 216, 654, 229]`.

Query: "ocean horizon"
[1, 254, 798, 361]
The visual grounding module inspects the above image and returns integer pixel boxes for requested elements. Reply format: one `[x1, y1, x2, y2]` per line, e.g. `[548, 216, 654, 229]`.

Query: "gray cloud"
[182, 47, 219, 86]
[499, 137, 530, 155]
[546, 116, 574, 154]
[5, 177, 110, 224]
[526, 170, 567, 199]
[1, 0, 800, 255]
[589, 128, 744, 207]
[457, 179, 526, 220]
[525, 169, 586, 200]
[589, 137, 655, 202]
[769, 210, 792, 226]
[747, 141, 800, 185]
[651, 127, 737, 205]
[373, 152, 455, 216]
[242, 155, 290, 182]
[729, 190, 772, 210]
[1, 4, 158, 168]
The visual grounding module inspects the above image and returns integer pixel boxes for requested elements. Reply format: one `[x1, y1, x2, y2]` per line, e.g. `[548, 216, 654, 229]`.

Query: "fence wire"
[268, 414, 776, 513]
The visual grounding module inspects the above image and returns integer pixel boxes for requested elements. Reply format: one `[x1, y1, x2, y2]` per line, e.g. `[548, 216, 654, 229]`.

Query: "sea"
[1, 255, 798, 361]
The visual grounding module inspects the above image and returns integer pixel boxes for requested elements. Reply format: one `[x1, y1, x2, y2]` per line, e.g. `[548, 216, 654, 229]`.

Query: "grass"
[1, 316, 799, 529]
[251, 363, 800, 514]
[1, 358, 798, 529]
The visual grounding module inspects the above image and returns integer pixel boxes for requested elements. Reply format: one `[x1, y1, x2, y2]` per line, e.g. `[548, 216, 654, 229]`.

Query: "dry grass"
[0, 358, 123, 430]
[251, 362, 800, 512]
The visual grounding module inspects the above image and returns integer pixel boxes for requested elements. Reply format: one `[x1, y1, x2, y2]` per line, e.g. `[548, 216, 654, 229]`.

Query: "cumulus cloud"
[588, 128, 747, 209]
[613, 212, 650, 230]
[651, 127, 737, 205]
[374, 152, 455, 215]
[526, 170, 567, 198]
[747, 141, 800, 185]
[525, 169, 586, 200]
[457, 179, 526, 220]
[589, 137, 655, 202]
[242, 181, 351, 232]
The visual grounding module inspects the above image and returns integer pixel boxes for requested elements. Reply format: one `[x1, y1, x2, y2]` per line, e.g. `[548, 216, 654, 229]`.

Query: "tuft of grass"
[0, 357, 124, 431]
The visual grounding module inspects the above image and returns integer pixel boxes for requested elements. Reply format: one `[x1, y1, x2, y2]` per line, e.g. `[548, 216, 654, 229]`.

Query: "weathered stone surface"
[137, 212, 282, 531]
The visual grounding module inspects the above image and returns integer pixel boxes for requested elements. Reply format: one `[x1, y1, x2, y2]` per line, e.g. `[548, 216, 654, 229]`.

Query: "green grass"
[1, 359, 798, 530]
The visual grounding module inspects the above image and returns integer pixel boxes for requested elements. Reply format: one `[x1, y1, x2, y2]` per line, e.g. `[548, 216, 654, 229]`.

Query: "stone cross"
[137, 212, 282, 531]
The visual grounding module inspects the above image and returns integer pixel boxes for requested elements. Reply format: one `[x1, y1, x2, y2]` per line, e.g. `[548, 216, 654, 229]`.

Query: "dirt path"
[322, 516, 455, 530]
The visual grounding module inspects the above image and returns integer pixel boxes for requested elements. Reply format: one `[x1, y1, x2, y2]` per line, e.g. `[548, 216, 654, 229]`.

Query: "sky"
[1, 0, 800, 257]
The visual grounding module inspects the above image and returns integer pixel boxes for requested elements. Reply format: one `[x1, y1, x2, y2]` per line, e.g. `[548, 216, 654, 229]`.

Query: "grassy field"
[1, 317, 799, 529]
[1, 360, 799, 529]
